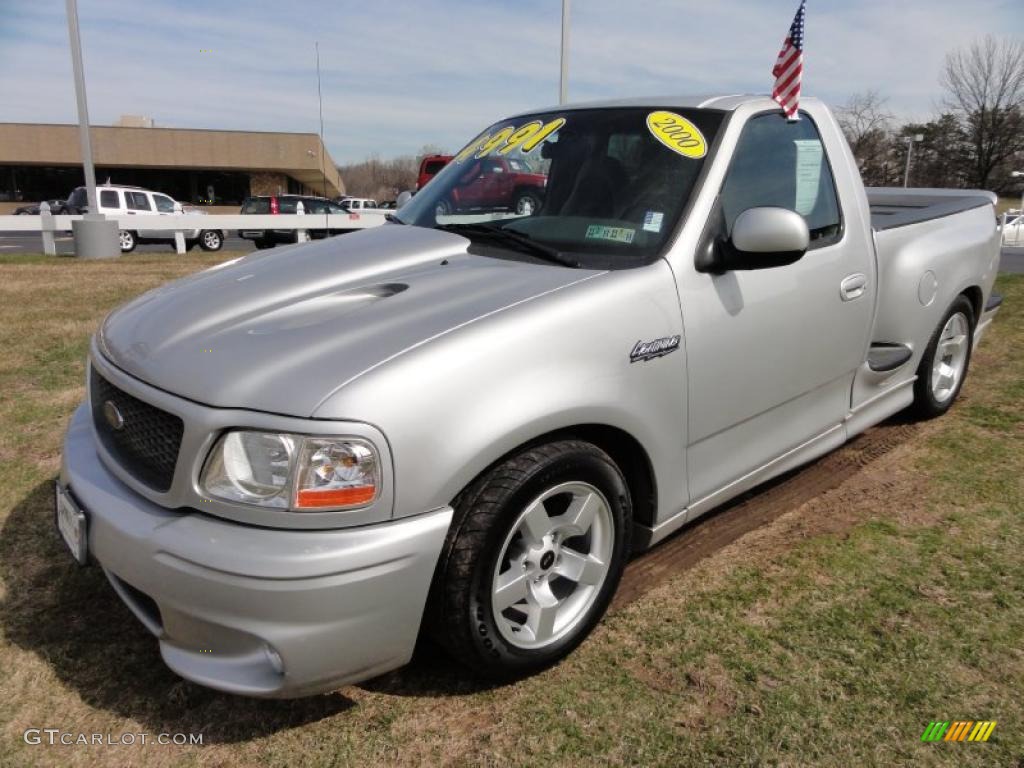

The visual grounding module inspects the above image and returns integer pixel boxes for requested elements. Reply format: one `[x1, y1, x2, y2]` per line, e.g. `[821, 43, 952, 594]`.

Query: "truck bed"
[867, 188, 997, 231]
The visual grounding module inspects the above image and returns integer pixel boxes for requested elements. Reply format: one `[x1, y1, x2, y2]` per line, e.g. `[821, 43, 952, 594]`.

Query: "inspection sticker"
[642, 210, 664, 233]
[585, 225, 635, 244]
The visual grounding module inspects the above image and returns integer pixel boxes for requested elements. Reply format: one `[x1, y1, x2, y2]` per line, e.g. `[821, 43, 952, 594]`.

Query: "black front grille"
[90, 366, 183, 492]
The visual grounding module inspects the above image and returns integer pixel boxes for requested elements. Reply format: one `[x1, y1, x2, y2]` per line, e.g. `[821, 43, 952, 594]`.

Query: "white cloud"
[0, 0, 1021, 163]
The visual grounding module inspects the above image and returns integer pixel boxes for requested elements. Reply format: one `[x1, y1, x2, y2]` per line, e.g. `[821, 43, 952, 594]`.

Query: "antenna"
[315, 41, 328, 200]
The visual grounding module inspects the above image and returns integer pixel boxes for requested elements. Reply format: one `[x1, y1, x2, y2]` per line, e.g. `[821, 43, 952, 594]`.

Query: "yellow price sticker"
[646, 111, 707, 159]
[453, 118, 566, 162]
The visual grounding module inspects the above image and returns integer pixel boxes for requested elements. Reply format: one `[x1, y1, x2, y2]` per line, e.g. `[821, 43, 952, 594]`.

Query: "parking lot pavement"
[1001, 246, 1024, 274]
[0, 232, 255, 255]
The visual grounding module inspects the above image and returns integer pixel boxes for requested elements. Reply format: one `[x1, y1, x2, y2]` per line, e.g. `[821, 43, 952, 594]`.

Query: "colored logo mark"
[921, 721, 996, 742]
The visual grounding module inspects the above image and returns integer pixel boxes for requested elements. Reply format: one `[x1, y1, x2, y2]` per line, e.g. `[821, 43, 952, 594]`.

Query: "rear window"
[241, 198, 270, 214]
[424, 160, 446, 175]
[278, 198, 299, 213]
[99, 190, 119, 209]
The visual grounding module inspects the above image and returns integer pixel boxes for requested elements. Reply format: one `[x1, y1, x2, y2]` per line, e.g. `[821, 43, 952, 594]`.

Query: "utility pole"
[559, 0, 570, 105]
[65, 0, 118, 257]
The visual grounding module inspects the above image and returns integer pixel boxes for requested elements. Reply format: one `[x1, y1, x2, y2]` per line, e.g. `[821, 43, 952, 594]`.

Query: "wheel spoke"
[524, 582, 559, 642]
[935, 368, 955, 392]
[519, 499, 553, 546]
[560, 491, 601, 536]
[555, 547, 605, 586]
[493, 567, 530, 611]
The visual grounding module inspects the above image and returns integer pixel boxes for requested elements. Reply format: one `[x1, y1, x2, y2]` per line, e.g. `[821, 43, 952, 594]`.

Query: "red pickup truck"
[435, 155, 547, 216]
[416, 154, 452, 190]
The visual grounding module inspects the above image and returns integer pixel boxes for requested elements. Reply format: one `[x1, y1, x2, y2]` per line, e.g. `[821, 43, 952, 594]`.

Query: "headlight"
[201, 431, 380, 511]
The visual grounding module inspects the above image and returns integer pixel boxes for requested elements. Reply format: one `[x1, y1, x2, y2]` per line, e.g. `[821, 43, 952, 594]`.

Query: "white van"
[65, 185, 224, 253]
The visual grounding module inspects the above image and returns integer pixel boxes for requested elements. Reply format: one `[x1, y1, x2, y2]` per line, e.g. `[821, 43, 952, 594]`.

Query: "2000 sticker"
[646, 111, 707, 159]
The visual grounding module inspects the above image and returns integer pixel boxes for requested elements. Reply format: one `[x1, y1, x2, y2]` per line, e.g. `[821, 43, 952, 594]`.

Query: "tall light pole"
[65, 0, 118, 257]
[66, 0, 98, 212]
[902, 133, 924, 188]
[1012, 170, 1024, 217]
[559, 0, 570, 105]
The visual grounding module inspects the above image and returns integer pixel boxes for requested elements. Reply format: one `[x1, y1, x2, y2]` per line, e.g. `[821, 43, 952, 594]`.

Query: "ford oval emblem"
[103, 400, 125, 431]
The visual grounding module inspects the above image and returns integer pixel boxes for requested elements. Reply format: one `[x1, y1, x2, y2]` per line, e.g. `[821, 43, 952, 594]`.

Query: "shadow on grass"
[0, 481, 353, 743]
[0, 480, 501, 740]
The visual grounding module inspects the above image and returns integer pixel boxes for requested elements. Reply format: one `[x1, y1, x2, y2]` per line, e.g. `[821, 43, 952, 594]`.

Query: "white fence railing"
[0, 210, 390, 255]
[1001, 209, 1023, 247]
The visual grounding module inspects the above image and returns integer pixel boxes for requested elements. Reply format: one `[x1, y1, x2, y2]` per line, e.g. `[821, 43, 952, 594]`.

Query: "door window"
[126, 191, 152, 211]
[720, 113, 842, 247]
[99, 190, 119, 209]
[153, 194, 176, 213]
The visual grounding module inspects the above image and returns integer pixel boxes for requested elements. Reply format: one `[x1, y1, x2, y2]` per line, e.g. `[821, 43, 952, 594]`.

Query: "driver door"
[678, 111, 874, 502]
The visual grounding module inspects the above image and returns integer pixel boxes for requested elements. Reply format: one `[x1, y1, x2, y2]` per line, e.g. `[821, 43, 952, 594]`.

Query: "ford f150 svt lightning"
[58, 95, 1002, 698]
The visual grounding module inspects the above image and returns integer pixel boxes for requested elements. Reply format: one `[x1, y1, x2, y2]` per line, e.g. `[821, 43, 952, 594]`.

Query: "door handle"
[840, 273, 867, 301]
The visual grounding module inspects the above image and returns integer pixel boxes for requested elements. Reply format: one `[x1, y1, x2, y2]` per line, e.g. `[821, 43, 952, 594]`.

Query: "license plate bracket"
[55, 482, 88, 566]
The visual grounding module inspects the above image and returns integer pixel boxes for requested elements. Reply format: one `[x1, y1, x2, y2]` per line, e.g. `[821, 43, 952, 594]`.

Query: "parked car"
[13, 199, 65, 215]
[238, 195, 351, 248]
[417, 154, 452, 190]
[63, 185, 224, 253]
[58, 95, 1001, 698]
[1002, 213, 1023, 246]
[434, 155, 547, 216]
[338, 197, 378, 211]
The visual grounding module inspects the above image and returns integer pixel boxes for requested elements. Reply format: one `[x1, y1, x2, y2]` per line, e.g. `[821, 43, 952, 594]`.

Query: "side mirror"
[697, 207, 809, 273]
[726, 207, 809, 270]
[395, 190, 413, 210]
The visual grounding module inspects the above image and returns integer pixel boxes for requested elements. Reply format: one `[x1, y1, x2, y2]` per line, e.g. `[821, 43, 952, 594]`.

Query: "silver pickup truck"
[58, 95, 1002, 698]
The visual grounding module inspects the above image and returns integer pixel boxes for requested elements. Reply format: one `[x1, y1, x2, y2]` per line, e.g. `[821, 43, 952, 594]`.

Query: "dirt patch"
[613, 419, 933, 611]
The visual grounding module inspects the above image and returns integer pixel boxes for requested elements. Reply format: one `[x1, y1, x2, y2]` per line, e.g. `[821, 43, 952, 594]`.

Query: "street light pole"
[559, 0, 570, 105]
[902, 133, 924, 188]
[64, 0, 118, 257]
[65, 0, 98, 213]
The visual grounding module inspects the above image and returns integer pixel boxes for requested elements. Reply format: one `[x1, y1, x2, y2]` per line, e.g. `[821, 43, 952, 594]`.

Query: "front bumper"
[60, 404, 452, 698]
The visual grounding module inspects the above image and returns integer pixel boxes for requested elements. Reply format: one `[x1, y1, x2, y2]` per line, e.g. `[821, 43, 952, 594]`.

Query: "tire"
[118, 230, 136, 253]
[199, 229, 223, 251]
[254, 238, 273, 250]
[184, 239, 198, 252]
[435, 198, 452, 217]
[428, 440, 632, 679]
[909, 294, 975, 419]
[512, 190, 541, 217]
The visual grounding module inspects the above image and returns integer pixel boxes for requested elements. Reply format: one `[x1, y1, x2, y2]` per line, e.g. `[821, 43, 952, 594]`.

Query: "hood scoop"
[244, 283, 408, 335]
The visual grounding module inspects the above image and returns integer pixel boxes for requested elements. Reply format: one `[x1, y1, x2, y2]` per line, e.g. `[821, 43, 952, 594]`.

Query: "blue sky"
[1, 0, 1022, 165]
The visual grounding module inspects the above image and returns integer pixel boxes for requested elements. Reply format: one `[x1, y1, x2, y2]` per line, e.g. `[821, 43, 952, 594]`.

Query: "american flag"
[772, 0, 806, 120]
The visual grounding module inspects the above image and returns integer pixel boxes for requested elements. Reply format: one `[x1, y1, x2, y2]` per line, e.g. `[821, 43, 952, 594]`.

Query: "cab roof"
[509, 94, 822, 118]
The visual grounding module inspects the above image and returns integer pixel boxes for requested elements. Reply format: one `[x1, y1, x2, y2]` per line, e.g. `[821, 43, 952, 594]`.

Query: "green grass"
[0, 255, 1020, 767]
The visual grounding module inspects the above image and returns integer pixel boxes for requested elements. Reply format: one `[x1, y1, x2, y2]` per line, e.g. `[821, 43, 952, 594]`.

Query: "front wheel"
[118, 230, 136, 253]
[429, 440, 631, 678]
[910, 295, 974, 419]
[199, 229, 223, 251]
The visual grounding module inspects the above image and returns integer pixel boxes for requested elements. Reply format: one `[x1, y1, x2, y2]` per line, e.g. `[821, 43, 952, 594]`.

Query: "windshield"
[396, 107, 723, 267]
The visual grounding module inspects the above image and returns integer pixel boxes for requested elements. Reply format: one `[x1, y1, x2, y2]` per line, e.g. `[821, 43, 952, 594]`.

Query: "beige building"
[0, 121, 344, 212]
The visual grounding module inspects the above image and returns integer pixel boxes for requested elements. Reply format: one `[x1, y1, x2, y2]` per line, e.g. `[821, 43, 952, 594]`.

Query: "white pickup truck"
[59, 95, 1001, 698]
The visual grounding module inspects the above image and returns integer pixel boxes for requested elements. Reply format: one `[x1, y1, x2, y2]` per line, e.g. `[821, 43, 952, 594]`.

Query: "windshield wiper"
[436, 223, 580, 268]
[385, 213, 405, 224]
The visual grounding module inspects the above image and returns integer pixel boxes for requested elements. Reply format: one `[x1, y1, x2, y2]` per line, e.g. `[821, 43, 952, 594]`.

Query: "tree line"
[837, 36, 1023, 194]
[338, 145, 446, 201]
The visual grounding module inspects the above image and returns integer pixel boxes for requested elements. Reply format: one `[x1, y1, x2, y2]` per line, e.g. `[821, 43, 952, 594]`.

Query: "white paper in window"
[793, 139, 824, 216]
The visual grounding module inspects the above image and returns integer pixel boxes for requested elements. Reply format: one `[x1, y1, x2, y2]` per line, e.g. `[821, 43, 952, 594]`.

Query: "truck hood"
[99, 225, 599, 417]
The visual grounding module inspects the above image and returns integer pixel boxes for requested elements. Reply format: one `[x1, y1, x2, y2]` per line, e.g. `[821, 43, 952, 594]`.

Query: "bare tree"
[940, 35, 1024, 190]
[836, 90, 897, 186]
